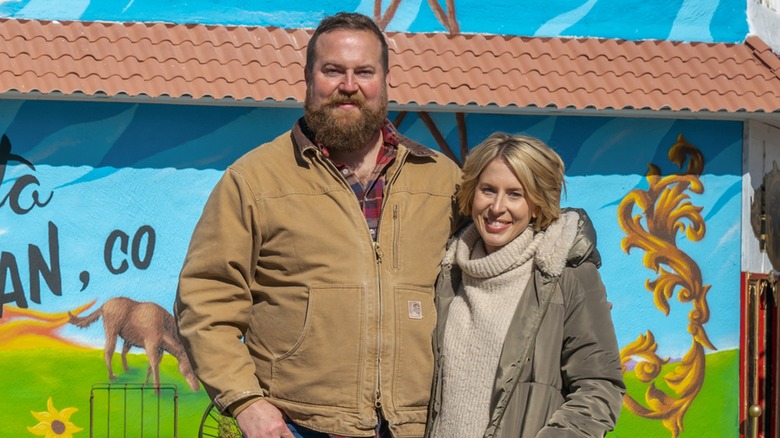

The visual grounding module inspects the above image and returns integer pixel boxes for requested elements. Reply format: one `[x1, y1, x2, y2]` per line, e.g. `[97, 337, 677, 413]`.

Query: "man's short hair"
[306, 12, 389, 78]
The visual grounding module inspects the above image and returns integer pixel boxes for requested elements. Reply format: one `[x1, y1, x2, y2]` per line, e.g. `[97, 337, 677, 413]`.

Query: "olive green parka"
[426, 209, 625, 438]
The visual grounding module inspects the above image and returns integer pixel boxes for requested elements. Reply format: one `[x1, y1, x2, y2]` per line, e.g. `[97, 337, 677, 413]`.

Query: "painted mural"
[0, 98, 742, 436]
[0, 1, 753, 435]
[0, 0, 749, 44]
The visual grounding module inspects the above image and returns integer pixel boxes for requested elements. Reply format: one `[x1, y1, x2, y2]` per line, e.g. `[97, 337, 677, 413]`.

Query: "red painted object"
[740, 272, 779, 438]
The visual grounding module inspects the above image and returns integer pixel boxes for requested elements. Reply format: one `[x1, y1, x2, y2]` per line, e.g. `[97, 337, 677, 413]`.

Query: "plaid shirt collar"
[292, 118, 399, 242]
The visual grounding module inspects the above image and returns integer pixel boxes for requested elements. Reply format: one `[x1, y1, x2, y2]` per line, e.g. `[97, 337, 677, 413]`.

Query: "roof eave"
[3, 90, 779, 127]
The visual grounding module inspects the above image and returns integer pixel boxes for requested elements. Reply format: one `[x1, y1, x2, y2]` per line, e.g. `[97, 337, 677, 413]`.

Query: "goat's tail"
[67, 307, 102, 328]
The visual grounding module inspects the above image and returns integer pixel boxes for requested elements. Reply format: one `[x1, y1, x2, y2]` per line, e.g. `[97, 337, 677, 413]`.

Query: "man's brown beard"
[304, 91, 388, 153]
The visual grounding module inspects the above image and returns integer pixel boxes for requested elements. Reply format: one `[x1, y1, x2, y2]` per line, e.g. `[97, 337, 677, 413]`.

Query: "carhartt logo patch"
[408, 301, 423, 319]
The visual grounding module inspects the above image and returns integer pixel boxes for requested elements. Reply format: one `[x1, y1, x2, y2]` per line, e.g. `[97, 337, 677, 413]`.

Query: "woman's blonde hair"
[457, 132, 566, 231]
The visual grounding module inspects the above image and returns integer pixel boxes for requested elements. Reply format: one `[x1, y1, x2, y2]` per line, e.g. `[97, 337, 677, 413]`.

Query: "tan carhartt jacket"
[176, 120, 461, 437]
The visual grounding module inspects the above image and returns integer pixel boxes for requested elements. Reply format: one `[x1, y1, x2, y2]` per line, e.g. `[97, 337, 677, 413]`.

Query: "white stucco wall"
[748, 0, 780, 53]
[743, 120, 780, 273]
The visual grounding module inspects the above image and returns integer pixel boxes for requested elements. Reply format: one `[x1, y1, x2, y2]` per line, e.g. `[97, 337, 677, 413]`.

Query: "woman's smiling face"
[471, 158, 536, 254]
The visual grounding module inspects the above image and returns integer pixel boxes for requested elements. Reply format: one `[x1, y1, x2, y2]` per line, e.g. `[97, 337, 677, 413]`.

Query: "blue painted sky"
[0, 0, 749, 43]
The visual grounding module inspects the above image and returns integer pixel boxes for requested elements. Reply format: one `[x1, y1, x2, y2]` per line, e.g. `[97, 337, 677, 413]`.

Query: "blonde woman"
[426, 133, 625, 438]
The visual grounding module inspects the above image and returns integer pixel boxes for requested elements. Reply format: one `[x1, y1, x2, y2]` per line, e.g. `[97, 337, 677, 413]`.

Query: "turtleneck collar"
[443, 210, 583, 279]
[451, 224, 541, 280]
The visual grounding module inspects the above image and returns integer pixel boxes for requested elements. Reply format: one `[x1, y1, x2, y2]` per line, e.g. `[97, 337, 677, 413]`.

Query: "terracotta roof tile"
[1, 18, 780, 114]
[746, 36, 780, 78]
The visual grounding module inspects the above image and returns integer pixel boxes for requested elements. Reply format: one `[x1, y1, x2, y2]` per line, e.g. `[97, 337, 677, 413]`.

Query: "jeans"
[286, 421, 330, 438]
[285, 416, 390, 437]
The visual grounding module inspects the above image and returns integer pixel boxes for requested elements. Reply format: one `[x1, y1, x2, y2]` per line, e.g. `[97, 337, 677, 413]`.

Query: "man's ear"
[304, 68, 310, 85]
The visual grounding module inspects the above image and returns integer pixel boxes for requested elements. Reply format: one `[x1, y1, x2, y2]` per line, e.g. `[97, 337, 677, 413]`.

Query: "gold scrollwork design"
[617, 133, 715, 437]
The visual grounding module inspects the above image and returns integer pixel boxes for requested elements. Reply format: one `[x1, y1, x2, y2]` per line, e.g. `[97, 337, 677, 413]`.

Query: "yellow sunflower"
[27, 397, 83, 437]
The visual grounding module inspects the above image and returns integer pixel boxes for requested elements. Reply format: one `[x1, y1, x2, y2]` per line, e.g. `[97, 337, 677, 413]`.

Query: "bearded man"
[175, 12, 462, 438]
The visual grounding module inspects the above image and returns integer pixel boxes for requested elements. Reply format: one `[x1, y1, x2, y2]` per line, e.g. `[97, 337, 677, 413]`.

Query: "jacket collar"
[533, 210, 580, 277]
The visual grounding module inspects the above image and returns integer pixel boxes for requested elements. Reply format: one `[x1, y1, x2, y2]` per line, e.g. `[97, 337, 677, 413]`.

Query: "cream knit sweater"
[432, 224, 543, 438]
[432, 211, 579, 438]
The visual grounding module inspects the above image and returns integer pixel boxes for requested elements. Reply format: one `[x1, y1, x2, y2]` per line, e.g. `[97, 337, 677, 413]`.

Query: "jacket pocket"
[270, 285, 365, 409]
[392, 284, 436, 409]
[392, 204, 400, 270]
[499, 382, 563, 438]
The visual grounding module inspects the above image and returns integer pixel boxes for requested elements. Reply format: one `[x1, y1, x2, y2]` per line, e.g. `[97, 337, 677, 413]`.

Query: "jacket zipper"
[314, 146, 411, 424]
[372, 147, 409, 418]
[374, 241, 384, 414]
[313, 150, 385, 415]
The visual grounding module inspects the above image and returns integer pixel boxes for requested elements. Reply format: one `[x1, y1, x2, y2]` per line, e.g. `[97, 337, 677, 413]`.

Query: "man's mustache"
[325, 94, 366, 108]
